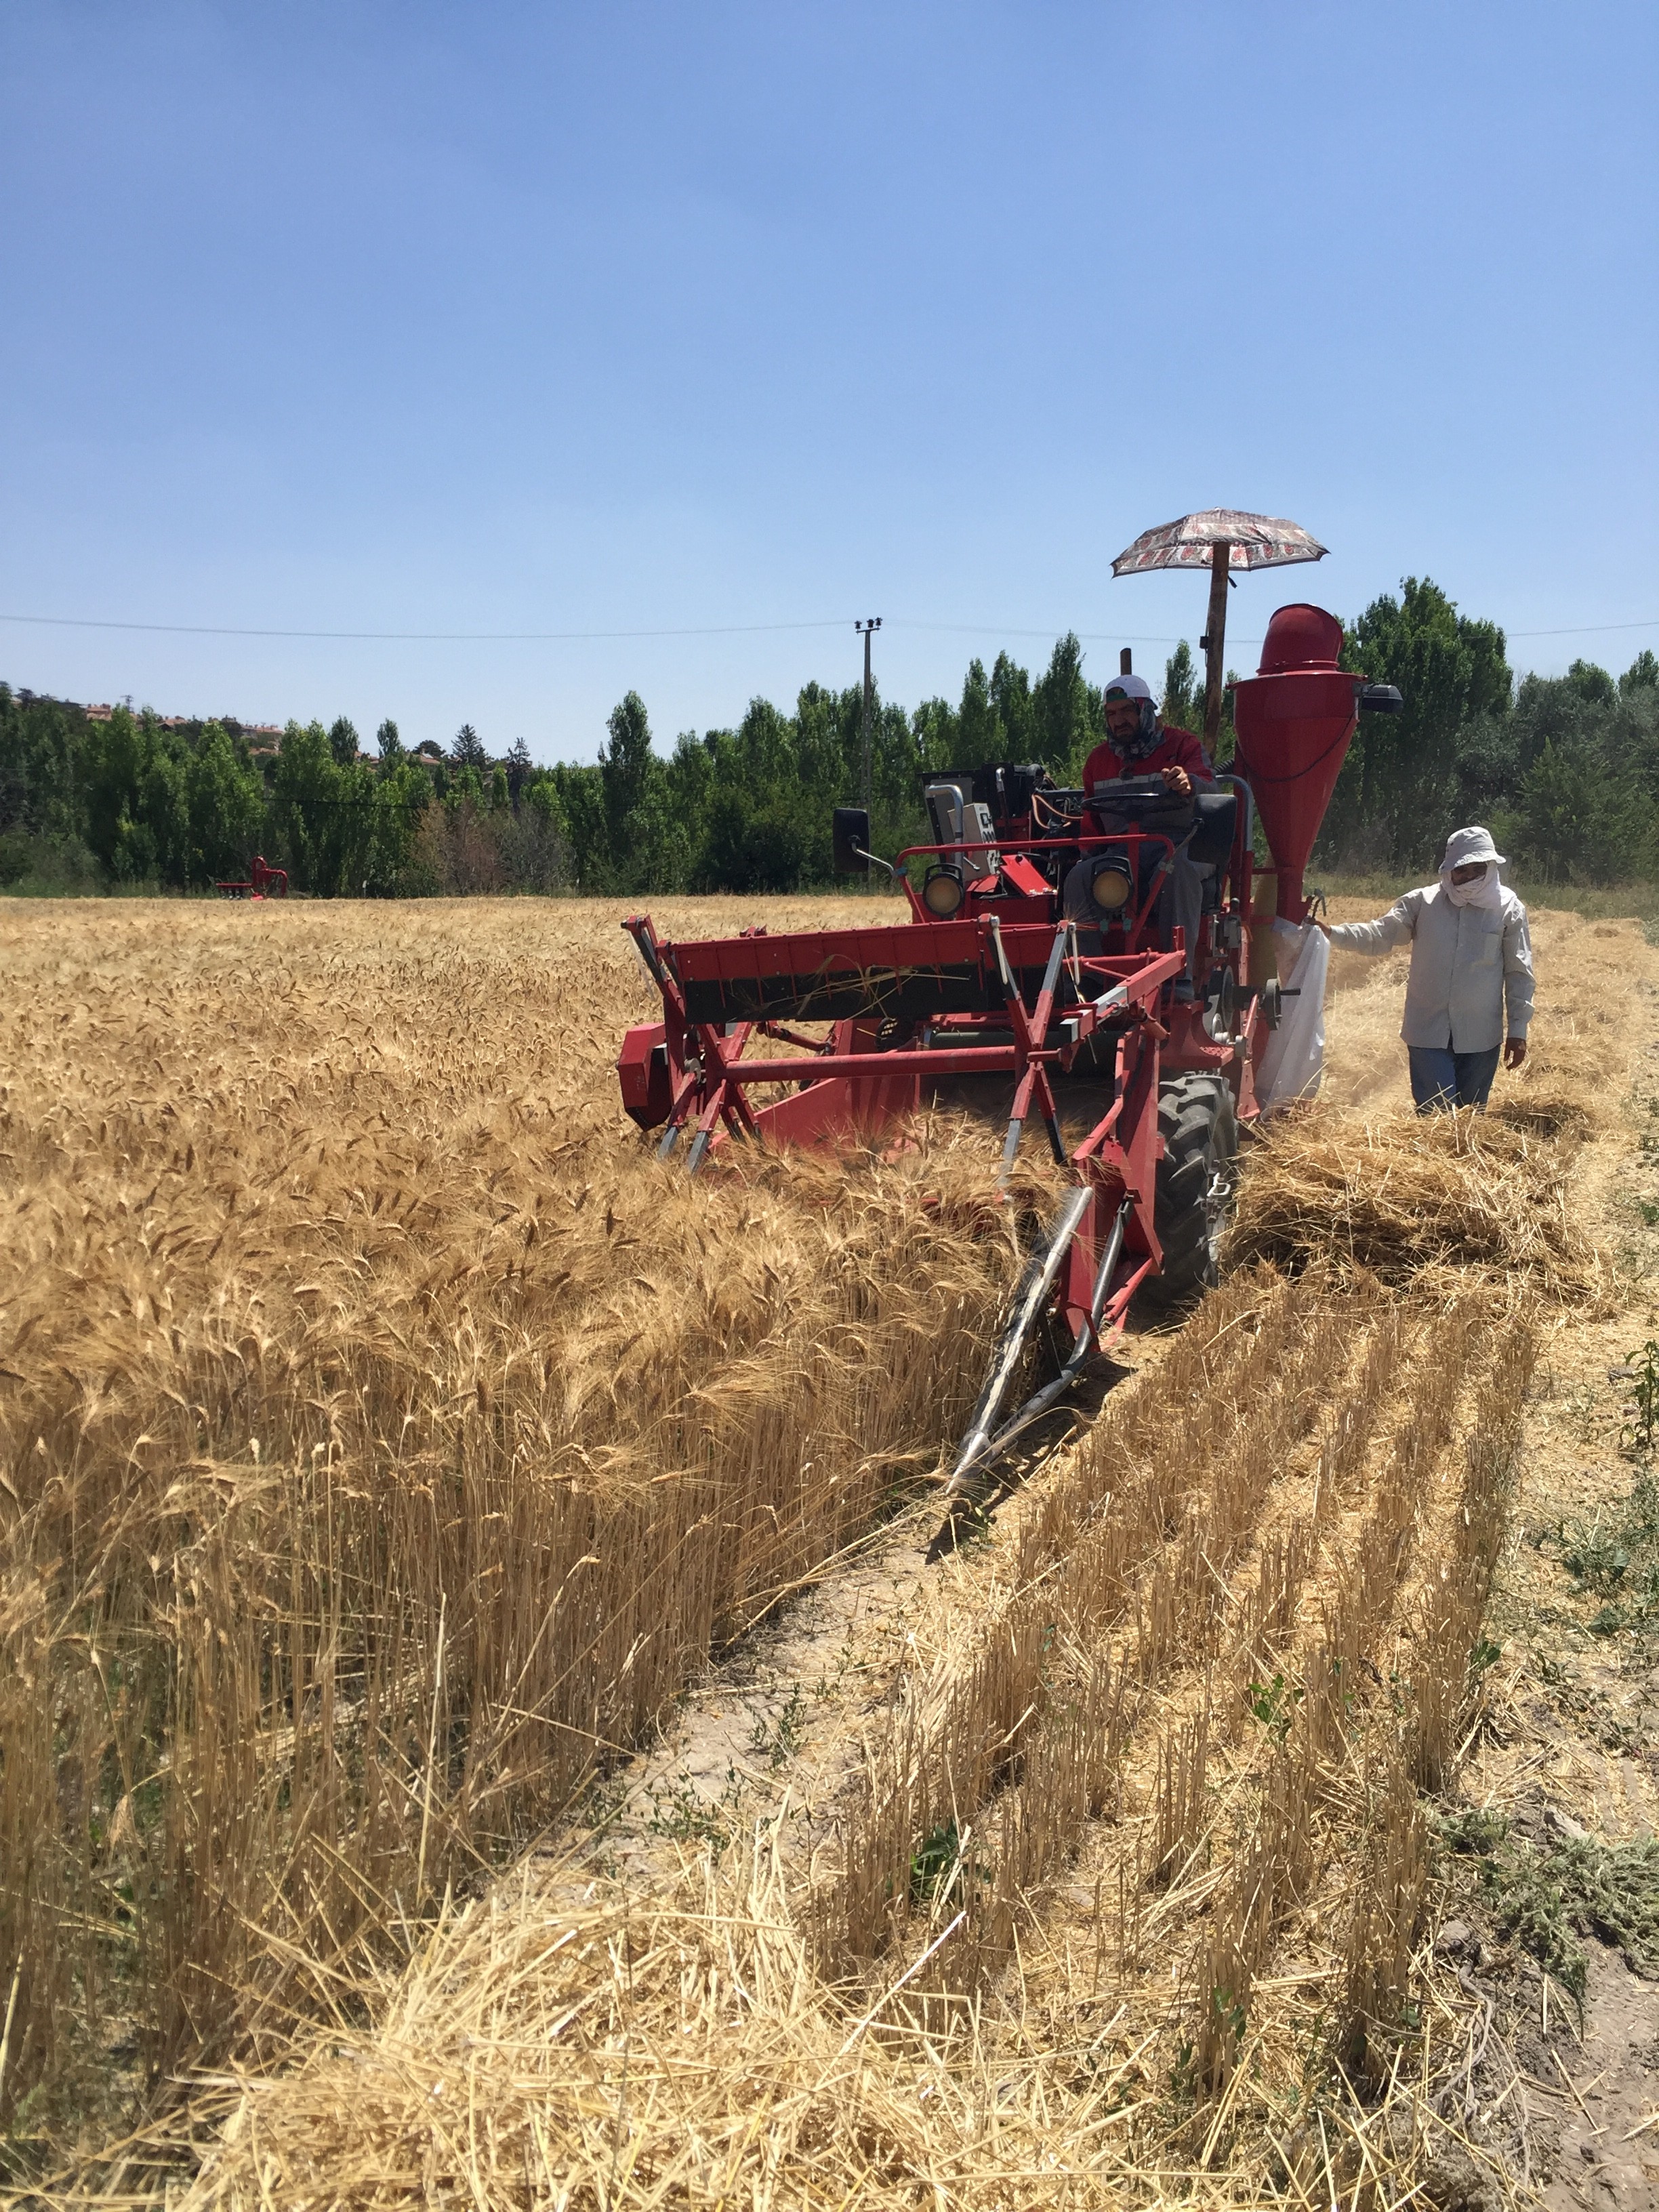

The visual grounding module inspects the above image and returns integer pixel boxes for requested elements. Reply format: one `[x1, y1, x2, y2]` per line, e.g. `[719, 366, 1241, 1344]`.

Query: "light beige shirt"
[1327, 883, 1533, 1052]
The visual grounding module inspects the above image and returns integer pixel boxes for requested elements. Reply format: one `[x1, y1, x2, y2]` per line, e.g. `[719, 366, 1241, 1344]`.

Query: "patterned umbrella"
[1110, 509, 1327, 577]
[1111, 510, 1327, 743]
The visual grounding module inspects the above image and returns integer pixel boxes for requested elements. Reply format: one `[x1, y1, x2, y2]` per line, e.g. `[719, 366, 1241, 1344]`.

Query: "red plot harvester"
[617, 603, 1401, 1493]
[213, 855, 289, 899]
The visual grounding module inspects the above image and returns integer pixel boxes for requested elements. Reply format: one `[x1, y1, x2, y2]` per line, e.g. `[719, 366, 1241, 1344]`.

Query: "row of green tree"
[3, 579, 1655, 895]
[1324, 581, 1659, 878]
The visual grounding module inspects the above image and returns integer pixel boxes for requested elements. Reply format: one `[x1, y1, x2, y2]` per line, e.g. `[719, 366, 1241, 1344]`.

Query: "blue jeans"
[1408, 1044, 1500, 1113]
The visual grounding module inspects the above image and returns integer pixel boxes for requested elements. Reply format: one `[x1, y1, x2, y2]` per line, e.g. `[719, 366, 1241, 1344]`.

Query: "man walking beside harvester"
[1317, 826, 1533, 1112]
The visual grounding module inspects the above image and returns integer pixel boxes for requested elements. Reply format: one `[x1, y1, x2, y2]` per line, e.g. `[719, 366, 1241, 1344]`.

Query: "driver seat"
[1189, 783, 1250, 909]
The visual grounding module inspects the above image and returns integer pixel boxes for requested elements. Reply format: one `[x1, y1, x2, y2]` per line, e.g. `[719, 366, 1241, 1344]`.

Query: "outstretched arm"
[1319, 893, 1419, 954]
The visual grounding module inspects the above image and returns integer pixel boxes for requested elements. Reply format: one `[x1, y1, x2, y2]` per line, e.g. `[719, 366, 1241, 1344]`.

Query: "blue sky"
[1, 1, 1654, 760]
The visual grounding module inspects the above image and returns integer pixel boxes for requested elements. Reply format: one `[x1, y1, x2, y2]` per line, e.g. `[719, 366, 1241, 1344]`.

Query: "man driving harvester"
[1063, 670, 1214, 997]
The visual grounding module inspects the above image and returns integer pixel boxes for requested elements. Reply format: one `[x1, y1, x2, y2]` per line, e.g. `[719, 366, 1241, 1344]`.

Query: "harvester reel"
[1139, 1074, 1238, 1314]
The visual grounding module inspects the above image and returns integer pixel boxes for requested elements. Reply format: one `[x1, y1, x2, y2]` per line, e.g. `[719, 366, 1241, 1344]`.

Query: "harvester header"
[618, 599, 1397, 1502]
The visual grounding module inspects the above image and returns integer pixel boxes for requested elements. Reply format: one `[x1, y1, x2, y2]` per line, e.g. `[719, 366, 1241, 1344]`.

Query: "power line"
[1504, 619, 1659, 638]
[0, 608, 1653, 649]
[0, 612, 857, 642]
[898, 617, 1659, 645]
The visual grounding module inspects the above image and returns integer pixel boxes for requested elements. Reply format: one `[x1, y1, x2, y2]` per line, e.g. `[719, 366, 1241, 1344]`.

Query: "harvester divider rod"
[1031, 924, 1071, 1039]
[945, 1191, 1139, 1496]
[757, 1022, 827, 1051]
[1000, 925, 1063, 1176]
[1088, 1193, 1136, 1334]
[622, 914, 669, 990]
[999, 1112, 1027, 1181]
[984, 914, 1017, 998]
[945, 1185, 1092, 1496]
[682, 1075, 761, 1170]
[1070, 1073, 1128, 1161]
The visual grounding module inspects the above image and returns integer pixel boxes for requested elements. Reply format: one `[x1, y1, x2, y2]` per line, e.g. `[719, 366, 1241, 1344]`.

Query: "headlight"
[922, 865, 965, 917]
[1088, 857, 1133, 912]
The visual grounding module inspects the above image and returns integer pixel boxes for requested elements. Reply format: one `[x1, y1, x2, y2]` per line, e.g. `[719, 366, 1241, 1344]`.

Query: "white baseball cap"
[1103, 672, 1154, 703]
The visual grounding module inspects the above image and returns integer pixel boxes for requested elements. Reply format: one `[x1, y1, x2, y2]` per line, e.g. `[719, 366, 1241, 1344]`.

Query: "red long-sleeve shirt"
[1081, 723, 1212, 804]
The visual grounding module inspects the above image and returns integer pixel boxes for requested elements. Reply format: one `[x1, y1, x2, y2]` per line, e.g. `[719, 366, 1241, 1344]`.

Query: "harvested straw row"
[1409, 1311, 1537, 1794]
[925, 1286, 1483, 2143]
[1127, 1313, 1447, 2110]
[1339, 1302, 1488, 1666]
[1208, 1300, 1420, 1735]
[1275, 1311, 1536, 2145]
[831, 1274, 1301, 1971]
[1227, 1107, 1599, 1300]
[788, 1116, 1549, 2185]
[1128, 1288, 1351, 1687]
[831, 1271, 1380, 2001]
[1145, 1299, 1540, 2212]
[1164, 1299, 1536, 2129]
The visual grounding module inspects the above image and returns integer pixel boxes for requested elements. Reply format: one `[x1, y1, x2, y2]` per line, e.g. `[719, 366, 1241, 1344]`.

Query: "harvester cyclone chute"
[615, 580, 1396, 1521]
[1233, 603, 1403, 924]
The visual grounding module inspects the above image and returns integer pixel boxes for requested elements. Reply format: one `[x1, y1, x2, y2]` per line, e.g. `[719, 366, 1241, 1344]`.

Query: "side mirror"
[832, 805, 871, 875]
[1357, 682, 1404, 715]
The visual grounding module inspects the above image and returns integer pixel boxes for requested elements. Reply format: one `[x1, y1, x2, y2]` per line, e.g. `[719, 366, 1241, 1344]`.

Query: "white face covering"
[1444, 862, 1502, 909]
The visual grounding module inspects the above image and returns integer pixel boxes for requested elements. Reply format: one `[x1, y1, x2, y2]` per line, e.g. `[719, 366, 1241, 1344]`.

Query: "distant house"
[2, 694, 308, 745]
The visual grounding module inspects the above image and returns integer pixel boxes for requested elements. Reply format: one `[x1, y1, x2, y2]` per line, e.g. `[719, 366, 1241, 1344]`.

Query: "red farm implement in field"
[213, 855, 289, 899]
[619, 602, 1400, 1495]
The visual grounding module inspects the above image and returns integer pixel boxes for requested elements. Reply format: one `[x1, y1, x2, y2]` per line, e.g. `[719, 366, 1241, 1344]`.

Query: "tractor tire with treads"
[1139, 1073, 1238, 1313]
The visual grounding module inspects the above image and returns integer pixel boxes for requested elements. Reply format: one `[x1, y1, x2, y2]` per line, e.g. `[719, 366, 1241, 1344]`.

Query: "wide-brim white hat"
[1442, 825, 1507, 870]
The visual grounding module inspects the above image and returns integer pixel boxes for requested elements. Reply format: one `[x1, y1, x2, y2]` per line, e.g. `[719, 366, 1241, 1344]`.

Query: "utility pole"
[1200, 541, 1232, 750]
[855, 617, 882, 818]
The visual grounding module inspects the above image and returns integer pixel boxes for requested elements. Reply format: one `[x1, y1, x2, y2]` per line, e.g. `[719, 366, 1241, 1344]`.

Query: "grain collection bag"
[1255, 918, 1329, 1112]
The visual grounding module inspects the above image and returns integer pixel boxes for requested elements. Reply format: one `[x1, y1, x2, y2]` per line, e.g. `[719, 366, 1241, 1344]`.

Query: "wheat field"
[0, 891, 1645, 2203]
[0, 895, 1049, 2137]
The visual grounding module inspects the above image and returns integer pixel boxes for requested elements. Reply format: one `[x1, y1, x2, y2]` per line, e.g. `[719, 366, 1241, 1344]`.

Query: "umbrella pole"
[1201, 538, 1230, 751]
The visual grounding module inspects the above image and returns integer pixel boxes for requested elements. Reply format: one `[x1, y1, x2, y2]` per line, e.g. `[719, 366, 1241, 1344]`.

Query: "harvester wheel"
[1139, 1074, 1238, 1313]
